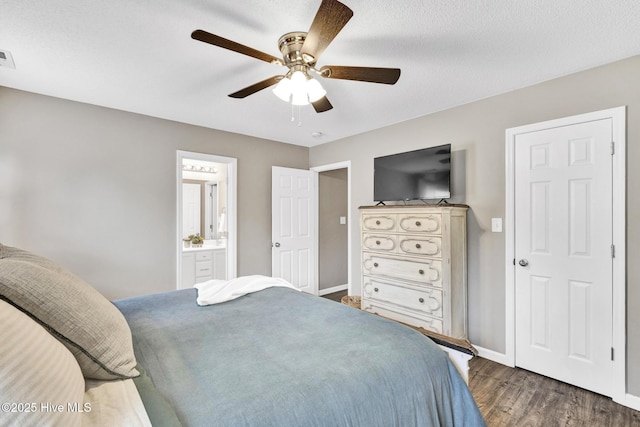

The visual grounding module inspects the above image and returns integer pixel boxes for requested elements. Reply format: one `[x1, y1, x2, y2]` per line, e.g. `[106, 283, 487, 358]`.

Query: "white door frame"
[176, 150, 237, 287]
[505, 107, 626, 404]
[311, 161, 352, 296]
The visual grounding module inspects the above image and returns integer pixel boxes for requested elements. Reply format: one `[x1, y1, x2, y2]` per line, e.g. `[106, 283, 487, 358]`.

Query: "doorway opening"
[177, 151, 237, 289]
[270, 162, 351, 296]
[312, 161, 351, 296]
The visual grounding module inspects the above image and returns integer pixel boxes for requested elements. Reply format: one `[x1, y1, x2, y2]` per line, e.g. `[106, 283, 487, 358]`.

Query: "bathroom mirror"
[182, 161, 228, 240]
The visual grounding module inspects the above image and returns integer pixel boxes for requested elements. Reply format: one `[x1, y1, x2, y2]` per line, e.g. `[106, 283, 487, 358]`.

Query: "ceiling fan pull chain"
[289, 104, 303, 127]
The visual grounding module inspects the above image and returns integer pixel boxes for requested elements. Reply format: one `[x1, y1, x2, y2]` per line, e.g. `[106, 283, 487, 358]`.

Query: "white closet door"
[514, 118, 613, 396]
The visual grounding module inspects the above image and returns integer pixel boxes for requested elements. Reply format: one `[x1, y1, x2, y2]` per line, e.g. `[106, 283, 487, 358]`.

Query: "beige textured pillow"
[0, 299, 85, 427]
[0, 244, 139, 380]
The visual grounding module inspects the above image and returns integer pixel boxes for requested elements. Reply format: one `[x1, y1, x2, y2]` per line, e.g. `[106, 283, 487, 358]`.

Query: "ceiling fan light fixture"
[290, 70, 307, 90]
[306, 78, 326, 102]
[272, 77, 292, 102]
[291, 89, 310, 106]
[273, 70, 325, 106]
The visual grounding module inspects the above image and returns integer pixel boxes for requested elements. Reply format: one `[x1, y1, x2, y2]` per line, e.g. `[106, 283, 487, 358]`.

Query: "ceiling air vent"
[0, 49, 16, 69]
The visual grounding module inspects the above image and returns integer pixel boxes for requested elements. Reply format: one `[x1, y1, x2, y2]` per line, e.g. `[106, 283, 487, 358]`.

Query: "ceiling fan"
[191, 0, 401, 113]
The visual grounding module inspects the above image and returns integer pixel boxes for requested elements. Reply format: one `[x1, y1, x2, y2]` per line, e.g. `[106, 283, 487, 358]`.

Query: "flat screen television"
[374, 144, 451, 202]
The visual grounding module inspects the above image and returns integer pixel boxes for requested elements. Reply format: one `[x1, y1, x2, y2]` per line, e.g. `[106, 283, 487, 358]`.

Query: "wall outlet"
[339, 216, 346, 225]
[491, 218, 503, 233]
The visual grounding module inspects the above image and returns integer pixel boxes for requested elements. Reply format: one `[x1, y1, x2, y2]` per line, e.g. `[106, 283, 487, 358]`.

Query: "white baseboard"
[472, 345, 513, 367]
[618, 393, 640, 411]
[318, 284, 348, 296]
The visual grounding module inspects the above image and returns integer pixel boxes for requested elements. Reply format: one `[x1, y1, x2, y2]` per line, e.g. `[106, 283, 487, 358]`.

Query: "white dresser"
[360, 205, 468, 339]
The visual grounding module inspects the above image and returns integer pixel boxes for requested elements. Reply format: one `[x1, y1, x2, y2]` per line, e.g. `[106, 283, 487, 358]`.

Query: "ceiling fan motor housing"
[278, 32, 314, 68]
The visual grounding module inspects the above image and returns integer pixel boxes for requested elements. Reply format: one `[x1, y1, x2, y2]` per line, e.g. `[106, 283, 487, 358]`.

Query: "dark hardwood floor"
[321, 290, 347, 302]
[469, 357, 640, 426]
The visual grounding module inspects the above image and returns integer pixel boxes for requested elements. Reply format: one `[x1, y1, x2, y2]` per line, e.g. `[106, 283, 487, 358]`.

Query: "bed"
[0, 244, 486, 426]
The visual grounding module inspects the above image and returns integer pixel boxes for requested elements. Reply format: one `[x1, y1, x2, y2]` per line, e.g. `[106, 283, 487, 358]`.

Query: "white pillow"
[0, 299, 85, 427]
[84, 379, 152, 427]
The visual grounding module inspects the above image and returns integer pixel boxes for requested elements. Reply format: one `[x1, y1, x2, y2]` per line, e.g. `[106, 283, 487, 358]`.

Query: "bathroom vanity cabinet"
[181, 247, 226, 288]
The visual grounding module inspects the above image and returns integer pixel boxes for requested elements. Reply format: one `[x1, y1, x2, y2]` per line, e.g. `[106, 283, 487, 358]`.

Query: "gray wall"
[318, 168, 348, 291]
[0, 87, 309, 300]
[309, 55, 640, 394]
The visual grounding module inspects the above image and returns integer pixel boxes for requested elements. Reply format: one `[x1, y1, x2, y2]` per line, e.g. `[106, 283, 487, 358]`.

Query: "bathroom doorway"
[176, 150, 237, 289]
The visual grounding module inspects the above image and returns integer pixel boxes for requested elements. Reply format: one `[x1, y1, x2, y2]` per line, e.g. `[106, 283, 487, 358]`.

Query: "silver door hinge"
[611, 244, 616, 258]
[611, 347, 615, 361]
[611, 141, 615, 155]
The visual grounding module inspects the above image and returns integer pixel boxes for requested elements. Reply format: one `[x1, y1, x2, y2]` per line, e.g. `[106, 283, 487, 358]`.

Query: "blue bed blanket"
[114, 287, 485, 427]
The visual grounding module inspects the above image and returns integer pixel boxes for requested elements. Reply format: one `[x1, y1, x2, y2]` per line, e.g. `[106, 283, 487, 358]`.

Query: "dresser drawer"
[363, 253, 442, 287]
[195, 251, 213, 261]
[363, 277, 442, 318]
[362, 233, 396, 252]
[398, 235, 442, 257]
[398, 213, 441, 234]
[195, 261, 212, 277]
[362, 214, 395, 231]
[362, 300, 443, 334]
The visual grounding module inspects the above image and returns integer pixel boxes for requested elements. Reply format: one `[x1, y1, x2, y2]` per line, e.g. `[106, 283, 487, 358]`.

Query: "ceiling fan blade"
[312, 96, 333, 113]
[300, 0, 353, 64]
[319, 65, 401, 84]
[192, 29, 283, 65]
[228, 76, 284, 98]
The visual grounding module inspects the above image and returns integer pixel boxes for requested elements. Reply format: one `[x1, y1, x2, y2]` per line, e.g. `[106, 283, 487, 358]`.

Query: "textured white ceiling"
[2, 0, 640, 147]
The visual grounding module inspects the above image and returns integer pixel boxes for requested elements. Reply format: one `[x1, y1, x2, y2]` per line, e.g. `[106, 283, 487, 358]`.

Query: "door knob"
[518, 259, 529, 267]
[273, 242, 281, 248]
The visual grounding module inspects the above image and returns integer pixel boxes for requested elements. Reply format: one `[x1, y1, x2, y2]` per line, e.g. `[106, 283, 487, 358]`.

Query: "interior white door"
[272, 166, 316, 294]
[514, 118, 613, 395]
[182, 183, 201, 238]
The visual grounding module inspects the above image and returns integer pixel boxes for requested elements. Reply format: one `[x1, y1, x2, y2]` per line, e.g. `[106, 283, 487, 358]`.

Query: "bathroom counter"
[183, 242, 226, 253]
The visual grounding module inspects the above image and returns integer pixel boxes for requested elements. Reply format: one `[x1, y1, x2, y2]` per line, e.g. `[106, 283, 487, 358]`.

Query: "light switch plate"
[339, 216, 346, 225]
[491, 218, 502, 232]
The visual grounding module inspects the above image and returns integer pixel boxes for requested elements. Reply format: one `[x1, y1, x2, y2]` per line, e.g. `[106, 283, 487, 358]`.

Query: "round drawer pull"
[415, 243, 421, 249]
[415, 221, 421, 226]
[376, 220, 381, 225]
[419, 298, 425, 303]
[373, 262, 379, 267]
[374, 287, 379, 292]
[375, 240, 381, 245]
[418, 269, 425, 275]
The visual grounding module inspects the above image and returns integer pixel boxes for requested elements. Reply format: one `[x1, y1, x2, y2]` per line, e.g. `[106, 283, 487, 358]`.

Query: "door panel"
[272, 167, 316, 294]
[514, 118, 612, 395]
